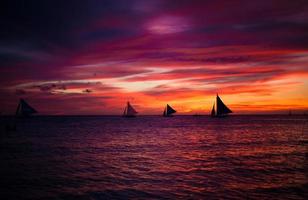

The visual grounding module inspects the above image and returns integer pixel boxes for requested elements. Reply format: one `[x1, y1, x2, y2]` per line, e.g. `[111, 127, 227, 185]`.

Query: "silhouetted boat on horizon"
[16, 98, 37, 117]
[123, 101, 138, 118]
[4, 99, 37, 132]
[163, 104, 176, 117]
[211, 94, 232, 117]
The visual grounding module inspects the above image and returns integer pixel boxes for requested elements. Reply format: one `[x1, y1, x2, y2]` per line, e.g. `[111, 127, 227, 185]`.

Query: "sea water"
[1, 115, 307, 199]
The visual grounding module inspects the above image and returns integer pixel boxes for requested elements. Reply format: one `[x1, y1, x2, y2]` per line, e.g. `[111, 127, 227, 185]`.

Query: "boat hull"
[123, 115, 136, 118]
[211, 114, 229, 118]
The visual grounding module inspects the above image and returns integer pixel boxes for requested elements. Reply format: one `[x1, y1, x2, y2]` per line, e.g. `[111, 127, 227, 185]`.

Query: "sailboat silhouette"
[16, 98, 37, 117]
[5, 99, 37, 132]
[123, 101, 138, 118]
[163, 104, 176, 117]
[210, 94, 232, 117]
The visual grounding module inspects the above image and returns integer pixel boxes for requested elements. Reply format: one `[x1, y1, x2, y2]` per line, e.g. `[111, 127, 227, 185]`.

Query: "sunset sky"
[1, 0, 308, 115]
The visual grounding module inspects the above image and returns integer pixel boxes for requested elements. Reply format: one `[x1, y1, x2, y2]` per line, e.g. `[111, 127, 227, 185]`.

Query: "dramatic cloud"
[0, 0, 308, 114]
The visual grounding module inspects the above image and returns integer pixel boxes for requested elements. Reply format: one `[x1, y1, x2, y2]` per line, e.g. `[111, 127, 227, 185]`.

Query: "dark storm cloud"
[1, 0, 307, 64]
[1, 0, 308, 50]
[0, 0, 143, 63]
[0, 1, 124, 44]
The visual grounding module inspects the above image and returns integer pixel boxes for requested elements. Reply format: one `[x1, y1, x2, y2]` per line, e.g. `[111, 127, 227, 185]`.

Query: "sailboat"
[123, 101, 138, 117]
[4, 99, 37, 132]
[193, 113, 201, 117]
[16, 98, 37, 117]
[163, 104, 176, 117]
[210, 94, 232, 117]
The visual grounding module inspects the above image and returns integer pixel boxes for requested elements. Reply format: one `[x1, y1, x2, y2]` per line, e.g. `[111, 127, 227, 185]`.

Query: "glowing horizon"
[1, 1, 308, 115]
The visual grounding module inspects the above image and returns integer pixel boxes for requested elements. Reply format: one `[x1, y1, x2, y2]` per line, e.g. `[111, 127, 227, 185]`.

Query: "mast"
[163, 107, 167, 116]
[123, 106, 127, 116]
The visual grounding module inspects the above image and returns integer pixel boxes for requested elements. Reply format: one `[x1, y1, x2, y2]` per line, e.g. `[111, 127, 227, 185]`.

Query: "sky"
[1, 0, 308, 115]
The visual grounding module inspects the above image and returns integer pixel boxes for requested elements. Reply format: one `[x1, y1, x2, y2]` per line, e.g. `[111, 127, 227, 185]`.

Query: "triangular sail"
[216, 95, 232, 116]
[123, 107, 127, 115]
[16, 99, 37, 117]
[127, 102, 138, 115]
[211, 103, 216, 116]
[123, 101, 137, 117]
[163, 104, 176, 116]
[166, 104, 176, 115]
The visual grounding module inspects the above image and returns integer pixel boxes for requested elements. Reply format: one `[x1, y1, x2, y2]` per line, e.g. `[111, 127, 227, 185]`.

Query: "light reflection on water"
[1, 115, 307, 199]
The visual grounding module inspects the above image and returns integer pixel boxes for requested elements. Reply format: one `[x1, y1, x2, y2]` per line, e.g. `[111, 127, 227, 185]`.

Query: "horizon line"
[1, 113, 307, 117]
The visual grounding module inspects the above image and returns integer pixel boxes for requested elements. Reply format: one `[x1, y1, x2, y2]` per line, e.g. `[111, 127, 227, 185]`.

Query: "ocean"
[1, 115, 307, 199]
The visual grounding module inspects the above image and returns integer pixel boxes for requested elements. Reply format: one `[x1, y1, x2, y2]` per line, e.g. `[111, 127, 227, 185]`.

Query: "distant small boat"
[163, 104, 176, 117]
[211, 94, 232, 117]
[4, 99, 37, 132]
[193, 113, 201, 117]
[16, 98, 37, 117]
[123, 101, 138, 117]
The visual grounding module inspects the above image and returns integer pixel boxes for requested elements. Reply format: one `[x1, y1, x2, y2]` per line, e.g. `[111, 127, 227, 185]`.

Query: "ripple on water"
[1, 115, 307, 199]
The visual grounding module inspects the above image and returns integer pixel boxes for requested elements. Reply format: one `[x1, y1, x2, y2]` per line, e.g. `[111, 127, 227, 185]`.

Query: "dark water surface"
[1, 115, 307, 199]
